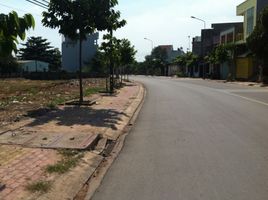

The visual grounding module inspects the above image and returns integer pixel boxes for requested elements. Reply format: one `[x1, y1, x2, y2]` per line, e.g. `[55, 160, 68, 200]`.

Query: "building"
[191, 23, 242, 79]
[192, 36, 202, 56]
[218, 23, 244, 80]
[62, 33, 99, 72]
[236, 0, 267, 42]
[18, 60, 49, 72]
[236, 0, 267, 80]
[157, 45, 185, 76]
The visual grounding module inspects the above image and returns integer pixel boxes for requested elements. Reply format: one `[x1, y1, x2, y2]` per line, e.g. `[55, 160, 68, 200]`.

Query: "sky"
[0, 0, 245, 61]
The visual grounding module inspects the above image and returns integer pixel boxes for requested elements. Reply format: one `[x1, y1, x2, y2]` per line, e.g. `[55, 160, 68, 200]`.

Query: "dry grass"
[0, 78, 106, 125]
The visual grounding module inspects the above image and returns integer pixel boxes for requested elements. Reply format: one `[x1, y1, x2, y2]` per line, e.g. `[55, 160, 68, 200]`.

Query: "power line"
[31, 0, 48, 7]
[0, 2, 42, 16]
[40, 0, 49, 4]
[25, 0, 48, 9]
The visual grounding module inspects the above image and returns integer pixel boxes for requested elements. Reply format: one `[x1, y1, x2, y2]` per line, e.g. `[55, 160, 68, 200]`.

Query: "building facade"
[62, 33, 99, 72]
[18, 60, 49, 72]
[236, 0, 267, 80]
[237, 0, 267, 41]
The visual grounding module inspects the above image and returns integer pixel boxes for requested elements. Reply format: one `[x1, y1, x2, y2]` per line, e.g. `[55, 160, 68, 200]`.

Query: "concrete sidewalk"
[0, 81, 144, 200]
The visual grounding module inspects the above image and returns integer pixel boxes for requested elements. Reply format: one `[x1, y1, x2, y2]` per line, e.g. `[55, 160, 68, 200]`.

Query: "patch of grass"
[84, 87, 104, 97]
[46, 97, 66, 109]
[26, 181, 52, 193]
[28, 87, 39, 95]
[45, 150, 84, 174]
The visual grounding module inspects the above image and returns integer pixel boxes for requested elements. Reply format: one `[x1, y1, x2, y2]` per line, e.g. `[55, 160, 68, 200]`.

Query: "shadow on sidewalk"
[24, 106, 128, 130]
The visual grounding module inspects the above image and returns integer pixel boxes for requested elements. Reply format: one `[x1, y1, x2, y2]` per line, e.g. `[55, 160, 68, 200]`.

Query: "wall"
[236, 57, 253, 79]
[19, 61, 49, 72]
[62, 33, 99, 72]
[220, 62, 229, 80]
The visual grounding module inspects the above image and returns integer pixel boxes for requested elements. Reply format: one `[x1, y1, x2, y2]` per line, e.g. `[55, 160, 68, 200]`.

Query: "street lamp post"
[191, 16, 206, 29]
[188, 35, 191, 52]
[144, 37, 154, 51]
[191, 16, 206, 79]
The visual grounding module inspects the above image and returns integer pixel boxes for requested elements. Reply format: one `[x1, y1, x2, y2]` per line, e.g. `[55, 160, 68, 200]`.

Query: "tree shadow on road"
[24, 106, 128, 130]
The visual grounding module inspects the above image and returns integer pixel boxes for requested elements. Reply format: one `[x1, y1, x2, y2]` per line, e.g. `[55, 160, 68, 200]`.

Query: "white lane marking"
[223, 91, 268, 107]
[172, 79, 268, 107]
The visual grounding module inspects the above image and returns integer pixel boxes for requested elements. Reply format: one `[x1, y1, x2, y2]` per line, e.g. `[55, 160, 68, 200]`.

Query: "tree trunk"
[258, 62, 264, 83]
[79, 36, 83, 103]
[109, 30, 114, 94]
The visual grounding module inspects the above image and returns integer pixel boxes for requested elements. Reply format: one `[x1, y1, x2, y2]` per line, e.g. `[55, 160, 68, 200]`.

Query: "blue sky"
[0, 0, 245, 61]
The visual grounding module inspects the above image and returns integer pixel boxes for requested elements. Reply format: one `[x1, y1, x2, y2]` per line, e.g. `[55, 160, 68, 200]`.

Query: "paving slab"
[0, 131, 99, 150]
[30, 152, 103, 200]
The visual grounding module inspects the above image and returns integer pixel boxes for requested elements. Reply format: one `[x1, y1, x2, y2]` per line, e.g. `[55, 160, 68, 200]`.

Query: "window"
[246, 7, 254, 35]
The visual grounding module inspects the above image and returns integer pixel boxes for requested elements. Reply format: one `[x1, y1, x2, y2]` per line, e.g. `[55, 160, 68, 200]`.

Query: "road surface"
[93, 77, 268, 200]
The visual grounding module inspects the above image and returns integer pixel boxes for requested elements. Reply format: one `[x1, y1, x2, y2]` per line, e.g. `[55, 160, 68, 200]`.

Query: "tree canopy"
[0, 11, 35, 57]
[19, 36, 62, 71]
[119, 39, 137, 67]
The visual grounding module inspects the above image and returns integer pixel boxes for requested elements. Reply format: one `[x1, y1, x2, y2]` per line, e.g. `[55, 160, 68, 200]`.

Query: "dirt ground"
[0, 78, 106, 126]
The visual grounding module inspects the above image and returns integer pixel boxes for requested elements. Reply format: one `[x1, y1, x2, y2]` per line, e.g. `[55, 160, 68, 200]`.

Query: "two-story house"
[236, 0, 267, 80]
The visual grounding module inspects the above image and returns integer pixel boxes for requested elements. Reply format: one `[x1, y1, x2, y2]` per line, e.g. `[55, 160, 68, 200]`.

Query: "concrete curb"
[79, 82, 146, 200]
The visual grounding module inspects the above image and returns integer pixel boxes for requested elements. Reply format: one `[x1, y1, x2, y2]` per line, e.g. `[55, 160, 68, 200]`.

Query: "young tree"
[43, 0, 125, 101]
[173, 52, 198, 77]
[247, 6, 268, 82]
[119, 39, 137, 80]
[0, 11, 35, 57]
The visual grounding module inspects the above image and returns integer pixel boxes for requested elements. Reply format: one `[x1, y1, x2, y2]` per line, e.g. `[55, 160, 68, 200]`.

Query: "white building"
[62, 33, 99, 72]
[18, 60, 49, 72]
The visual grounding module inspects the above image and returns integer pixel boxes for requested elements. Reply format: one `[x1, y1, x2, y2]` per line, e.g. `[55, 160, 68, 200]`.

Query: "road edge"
[77, 81, 146, 200]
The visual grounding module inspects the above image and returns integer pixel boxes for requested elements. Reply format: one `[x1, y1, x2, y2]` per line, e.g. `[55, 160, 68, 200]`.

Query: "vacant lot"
[0, 78, 106, 126]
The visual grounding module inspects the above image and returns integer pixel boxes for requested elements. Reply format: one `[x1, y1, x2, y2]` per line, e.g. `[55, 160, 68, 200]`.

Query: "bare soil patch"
[0, 78, 106, 126]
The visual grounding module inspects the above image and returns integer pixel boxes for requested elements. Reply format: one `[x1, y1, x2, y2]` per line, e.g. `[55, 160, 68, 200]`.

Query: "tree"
[207, 44, 235, 80]
[247, 6, 268, 82]
[0, 56, 18, 75]
[119, 39, 137, 80]
[87, 49, 108, 76]
[151, 47, 168, 76]
[43, 0, 125, 101]
[103, 9, 126, 93]
[19, 36, 52, 61]
[48, 48, 62, 71]
[0, 11, 35, 57]
[19, 36, 61, 71]
[173, 52, 198, 76]
[42, 0, 124, 103]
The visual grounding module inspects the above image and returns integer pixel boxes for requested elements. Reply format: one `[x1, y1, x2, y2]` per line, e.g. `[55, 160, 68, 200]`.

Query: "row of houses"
[153, 0, 267, 80]
[187, 0, 267, 81]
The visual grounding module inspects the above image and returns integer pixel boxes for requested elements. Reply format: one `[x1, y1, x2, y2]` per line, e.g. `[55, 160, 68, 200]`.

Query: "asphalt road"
[93, 77, 268, 200]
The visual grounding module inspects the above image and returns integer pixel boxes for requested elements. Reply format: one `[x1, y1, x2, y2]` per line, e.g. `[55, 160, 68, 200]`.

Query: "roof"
[17, 60, 49, 64]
